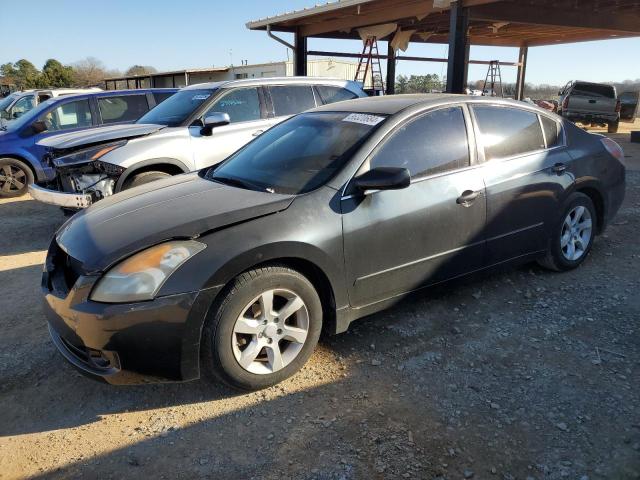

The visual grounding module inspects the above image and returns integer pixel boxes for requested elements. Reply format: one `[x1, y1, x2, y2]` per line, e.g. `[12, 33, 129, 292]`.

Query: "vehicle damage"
[34, 124, 165, 207]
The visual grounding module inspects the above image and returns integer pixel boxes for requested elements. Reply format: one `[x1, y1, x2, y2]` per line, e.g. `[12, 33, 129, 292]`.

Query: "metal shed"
[247, 0, 640, 98]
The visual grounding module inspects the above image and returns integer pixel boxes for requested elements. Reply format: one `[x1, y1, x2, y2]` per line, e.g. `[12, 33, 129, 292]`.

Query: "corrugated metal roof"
[246, 0, 376, 29]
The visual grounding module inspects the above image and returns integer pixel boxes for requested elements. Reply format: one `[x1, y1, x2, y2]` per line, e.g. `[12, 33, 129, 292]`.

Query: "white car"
[29, 77, 366, 209]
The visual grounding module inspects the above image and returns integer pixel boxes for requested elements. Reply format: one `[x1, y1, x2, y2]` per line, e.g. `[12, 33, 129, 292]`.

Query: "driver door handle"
[552, 163, 567, 174]
[456, 190, 481, 207]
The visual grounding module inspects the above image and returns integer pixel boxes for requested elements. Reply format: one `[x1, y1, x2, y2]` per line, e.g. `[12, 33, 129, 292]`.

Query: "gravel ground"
[0, 130, 639, 480]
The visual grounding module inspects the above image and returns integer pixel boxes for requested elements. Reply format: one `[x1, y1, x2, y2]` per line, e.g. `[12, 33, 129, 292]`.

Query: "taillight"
[562, 96, 569, 110]
[615, 99, 621, 113]
[601, 137, 624, 161]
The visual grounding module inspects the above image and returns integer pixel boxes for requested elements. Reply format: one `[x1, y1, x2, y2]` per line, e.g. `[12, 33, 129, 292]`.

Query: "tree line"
[0, 58, 158, 89]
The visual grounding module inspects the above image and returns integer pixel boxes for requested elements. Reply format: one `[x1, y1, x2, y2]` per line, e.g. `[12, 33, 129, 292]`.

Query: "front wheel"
[0, 157, 34, 198]
[201, 265, 323, 390]
[538, 192, 596, 271]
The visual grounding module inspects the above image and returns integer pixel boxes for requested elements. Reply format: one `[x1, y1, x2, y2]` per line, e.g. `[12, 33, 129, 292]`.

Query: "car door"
[341, 106, 486, 307]
[25, 97, 97, 180]
[189, 86, 274, 169]
[471, 105, 572, 265]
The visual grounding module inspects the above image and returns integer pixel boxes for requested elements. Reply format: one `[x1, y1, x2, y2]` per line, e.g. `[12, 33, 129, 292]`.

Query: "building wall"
[105, 59, 368, 90]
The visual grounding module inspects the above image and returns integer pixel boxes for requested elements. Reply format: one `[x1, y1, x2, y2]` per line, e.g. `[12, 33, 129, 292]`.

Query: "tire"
[0, 157, 34, 198]
[122, 170, 171, 190]
[201, 265, 323, 391]
[538, 192, 597, 272]
[608, 120, 619, 134]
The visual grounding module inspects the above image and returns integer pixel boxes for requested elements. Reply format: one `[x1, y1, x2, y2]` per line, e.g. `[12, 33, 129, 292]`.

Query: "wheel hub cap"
[560, 205, 593, 261]
[232, 288, 309, 375]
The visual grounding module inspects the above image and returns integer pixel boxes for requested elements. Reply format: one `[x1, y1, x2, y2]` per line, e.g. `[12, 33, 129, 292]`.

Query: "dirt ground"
[1, 126, 639, 480]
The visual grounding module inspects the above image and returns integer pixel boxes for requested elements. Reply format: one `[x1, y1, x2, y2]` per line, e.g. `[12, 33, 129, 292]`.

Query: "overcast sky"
[2, 0, 638, 86]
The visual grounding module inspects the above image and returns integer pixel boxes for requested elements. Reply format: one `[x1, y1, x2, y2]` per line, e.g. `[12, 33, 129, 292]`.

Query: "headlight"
[90, 240, 206, 303]
[53, 141, 127, 167]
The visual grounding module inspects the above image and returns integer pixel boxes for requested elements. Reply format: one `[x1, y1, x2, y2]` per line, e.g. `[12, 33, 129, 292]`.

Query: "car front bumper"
[42, 242, 221, 384]
[29, 184, 92, 209]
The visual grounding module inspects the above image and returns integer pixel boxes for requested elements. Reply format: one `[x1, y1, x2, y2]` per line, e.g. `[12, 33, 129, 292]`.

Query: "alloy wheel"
[0, 164, 27, 194]
[232, 288, 309, 375]
[560, 205, 593, 261]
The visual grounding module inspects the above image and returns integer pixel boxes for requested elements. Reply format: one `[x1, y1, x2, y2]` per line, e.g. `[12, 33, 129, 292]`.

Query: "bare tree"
[72, 57, 112, 87]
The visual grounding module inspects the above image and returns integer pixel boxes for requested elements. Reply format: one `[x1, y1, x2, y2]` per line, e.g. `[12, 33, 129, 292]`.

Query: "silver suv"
[29, 77, 365, 208]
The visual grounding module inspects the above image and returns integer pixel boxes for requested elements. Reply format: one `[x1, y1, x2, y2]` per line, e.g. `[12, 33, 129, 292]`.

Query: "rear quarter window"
[473, 106, 545, 160]
[541, 116, 562, 148]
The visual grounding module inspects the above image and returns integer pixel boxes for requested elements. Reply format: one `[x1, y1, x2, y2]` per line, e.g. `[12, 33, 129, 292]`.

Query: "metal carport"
[247, 0, 640, 98]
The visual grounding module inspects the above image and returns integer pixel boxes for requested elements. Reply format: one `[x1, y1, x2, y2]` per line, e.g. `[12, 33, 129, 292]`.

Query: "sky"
[1, 0, 639, 86]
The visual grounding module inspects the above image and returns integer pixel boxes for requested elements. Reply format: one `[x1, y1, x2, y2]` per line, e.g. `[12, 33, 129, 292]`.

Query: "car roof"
[310, 93, 552, 116]
[183, 77, 358, 90]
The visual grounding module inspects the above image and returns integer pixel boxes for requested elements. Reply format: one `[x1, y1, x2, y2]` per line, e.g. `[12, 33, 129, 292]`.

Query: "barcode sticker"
[342, 113, 385, 126]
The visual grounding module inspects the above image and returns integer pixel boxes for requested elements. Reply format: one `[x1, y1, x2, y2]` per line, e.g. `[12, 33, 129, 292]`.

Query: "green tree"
[396, 75, 409, 93]
[40, 59, 74, 87]
[12, 59, 41, 89]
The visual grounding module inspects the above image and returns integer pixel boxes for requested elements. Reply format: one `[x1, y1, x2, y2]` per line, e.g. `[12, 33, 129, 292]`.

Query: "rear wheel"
[608, 120, 619, 133]
[0, 158, 34, 198]
[122, 170, 171, 190]
[538, 192, 596, 271]
[201, 265, 322, 391]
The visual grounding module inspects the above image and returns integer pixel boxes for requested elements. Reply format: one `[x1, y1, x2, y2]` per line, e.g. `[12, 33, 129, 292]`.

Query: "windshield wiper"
[211, 175, 268, 192]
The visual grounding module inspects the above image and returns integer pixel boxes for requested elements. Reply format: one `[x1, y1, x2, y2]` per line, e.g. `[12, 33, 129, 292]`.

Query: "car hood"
[37, 123, 165, 150]
[56, 173, 295, 273]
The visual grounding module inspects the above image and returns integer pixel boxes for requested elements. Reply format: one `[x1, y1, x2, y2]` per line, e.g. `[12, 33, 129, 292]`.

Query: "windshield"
[0, 93, 19, 112]
[137, 88, 216, 127]
[207, 111, 386, 195]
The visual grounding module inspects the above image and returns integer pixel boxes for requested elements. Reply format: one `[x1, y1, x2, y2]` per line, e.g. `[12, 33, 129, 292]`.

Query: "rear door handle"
[456, 190, 481, 207]
[252, 130, 264, 137]
[552, 163, 567, 174]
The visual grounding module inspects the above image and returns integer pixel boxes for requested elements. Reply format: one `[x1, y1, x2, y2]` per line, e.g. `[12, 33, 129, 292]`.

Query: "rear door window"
[571, 82, 615, 99]
[540, 116, 562, 148]
[205, 87, 261, 123]
[370, 107, 470, 179]
[316, 86, 359, 105]
[473, 106, 545, 160]
[37, 99, 93, 132]
[269, 85, 316, 117]
[98, 94, 150, 124]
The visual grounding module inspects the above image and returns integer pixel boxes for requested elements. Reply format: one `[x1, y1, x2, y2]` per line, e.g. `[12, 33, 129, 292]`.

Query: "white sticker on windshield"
[342, 113, 385, 126]
[192, 94, 211, 101]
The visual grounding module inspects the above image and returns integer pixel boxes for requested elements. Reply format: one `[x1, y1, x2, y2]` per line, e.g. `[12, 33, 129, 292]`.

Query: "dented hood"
[56, 173, 294, 273]
[37, 123, 164, 150]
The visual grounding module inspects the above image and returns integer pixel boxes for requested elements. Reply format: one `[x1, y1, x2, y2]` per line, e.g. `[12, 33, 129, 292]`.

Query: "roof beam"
[299, 1, 435, 37]
[469, 2, 640, 34]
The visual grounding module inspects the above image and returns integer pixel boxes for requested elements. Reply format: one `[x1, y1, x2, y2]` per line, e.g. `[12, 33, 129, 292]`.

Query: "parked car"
[42, 95, 625, 390]
[28, 77, 366, 208]
[558, 80, 620, 133]
[0, 88, 177, 198]
[618, 91, 640, 122]
[0, 88, 102, 121]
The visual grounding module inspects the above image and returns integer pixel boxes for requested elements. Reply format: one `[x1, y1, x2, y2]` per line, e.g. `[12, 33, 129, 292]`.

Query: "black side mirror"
[31, 120, 47, 134]
[353, 167, 411, 192]
[13, 111, 23, 119]
[200, 112, 230, 136]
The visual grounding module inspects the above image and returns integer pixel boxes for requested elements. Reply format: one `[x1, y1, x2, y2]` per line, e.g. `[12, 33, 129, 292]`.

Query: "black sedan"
[42, 95, 626, 390]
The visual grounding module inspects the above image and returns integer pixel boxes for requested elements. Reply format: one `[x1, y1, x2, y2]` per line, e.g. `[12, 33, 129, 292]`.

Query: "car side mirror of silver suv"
[201, 112, 231, 136]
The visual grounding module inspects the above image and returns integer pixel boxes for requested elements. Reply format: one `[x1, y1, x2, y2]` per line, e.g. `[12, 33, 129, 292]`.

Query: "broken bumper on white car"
[28, 184, 92, 209]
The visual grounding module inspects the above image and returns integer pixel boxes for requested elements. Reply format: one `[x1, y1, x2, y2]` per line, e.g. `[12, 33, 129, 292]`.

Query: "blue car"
[0, 88, 177, 198]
